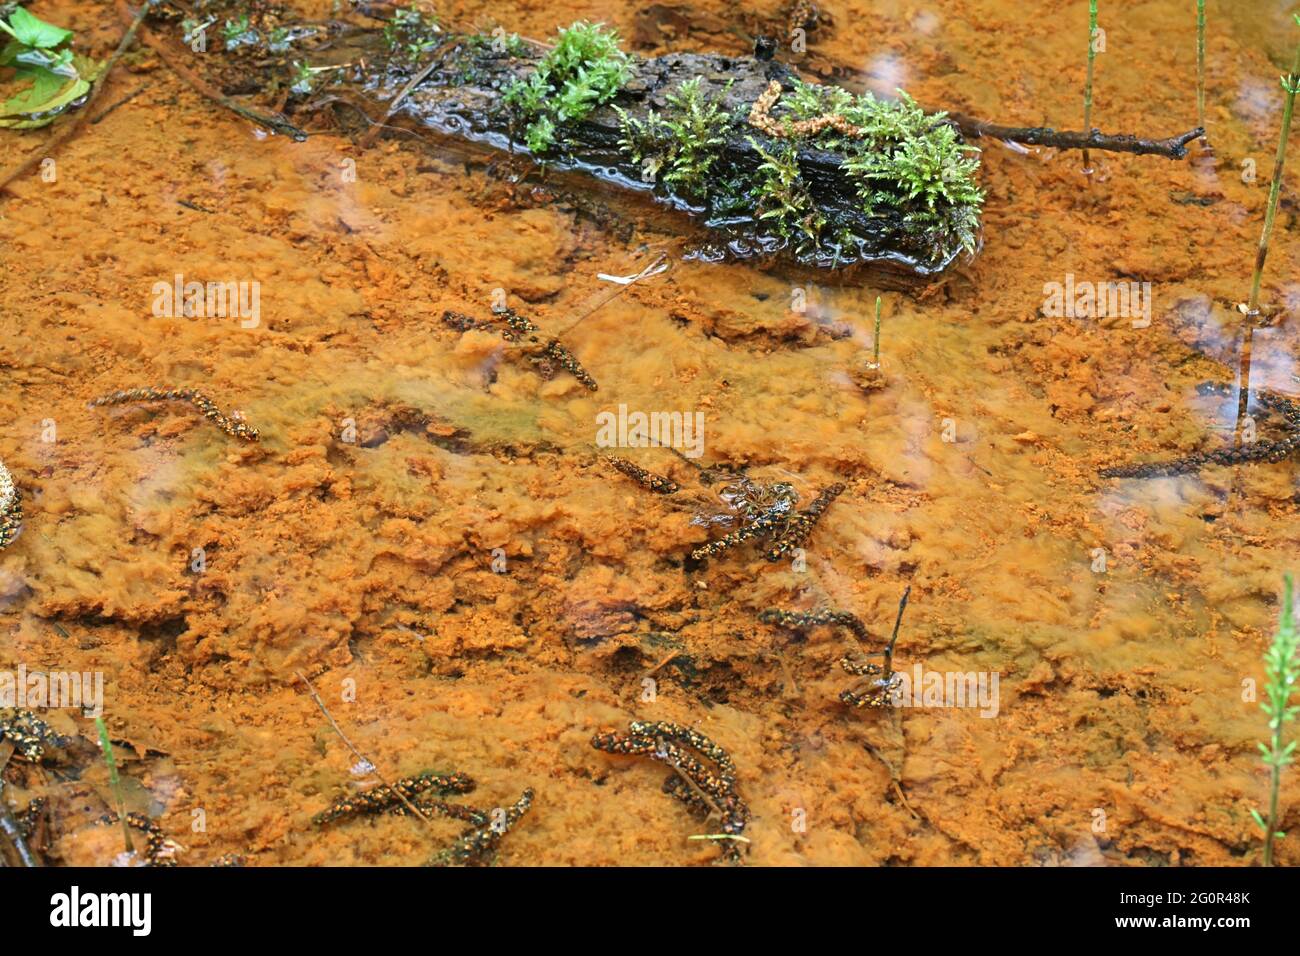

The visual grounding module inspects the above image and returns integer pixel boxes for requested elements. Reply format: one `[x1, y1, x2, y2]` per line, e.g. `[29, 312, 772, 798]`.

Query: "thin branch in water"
[552, 248, 672, 339]
[115, 0, 307, 141]
[791, 53, 1204, 160]
[946, 116, 1204, 160]
[300, 93, 429, 142]
[91, 83, 151, 124]
[0, 778, 39, 867]
[882, 584, 912, 678]
[294, 670, 433, 825]
[642, 651, 680, 678]
[791, 54, 1199, 160]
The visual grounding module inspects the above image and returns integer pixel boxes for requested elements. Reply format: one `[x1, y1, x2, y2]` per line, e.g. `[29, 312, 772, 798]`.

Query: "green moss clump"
[504, 21, 631, 155]
[496, 20, 981, 266]
[616, 78, 733, 203]
[749, 137, 826, 254]
[785, 79, 983, 259]
[612, 72, 981, 266]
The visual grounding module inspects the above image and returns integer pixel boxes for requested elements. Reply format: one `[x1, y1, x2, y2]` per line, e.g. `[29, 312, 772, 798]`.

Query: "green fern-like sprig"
[504, 21, 630, 155]
[1252, 574, 1300, 866]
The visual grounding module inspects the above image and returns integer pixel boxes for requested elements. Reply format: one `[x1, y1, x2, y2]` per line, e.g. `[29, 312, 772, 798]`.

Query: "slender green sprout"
[872, 295, 882, 367]
[1245, 17, 1300, 316]
[1196, 0, 1207, 144]
[1082, 0, 1099, 171]
[95, 717, 134, 855]
[1252, 574, 1299, 866]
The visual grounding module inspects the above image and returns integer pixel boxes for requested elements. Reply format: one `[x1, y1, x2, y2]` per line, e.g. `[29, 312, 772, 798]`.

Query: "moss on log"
[346, 23, 984, 285]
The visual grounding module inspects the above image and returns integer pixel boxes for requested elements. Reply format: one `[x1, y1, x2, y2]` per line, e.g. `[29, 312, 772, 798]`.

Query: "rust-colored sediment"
[1, 0, 1298, 866]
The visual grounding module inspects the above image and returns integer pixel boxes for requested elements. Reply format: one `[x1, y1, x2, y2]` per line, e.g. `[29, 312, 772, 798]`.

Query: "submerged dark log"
[263, 22, 982, 287]
[391, 50, 933, 257]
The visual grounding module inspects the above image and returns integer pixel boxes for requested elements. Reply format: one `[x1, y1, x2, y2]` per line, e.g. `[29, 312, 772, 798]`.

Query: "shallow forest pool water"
[1, 0, 1299, 866]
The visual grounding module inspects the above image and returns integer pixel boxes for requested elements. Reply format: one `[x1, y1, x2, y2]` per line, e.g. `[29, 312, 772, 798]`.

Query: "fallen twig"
[114, 0, 306, 141]
[91, 83, 151, 124]
[946, 116, 1204, 160]
[294, 670, 434, 825]
[552, 248, 672, 339]
[642, 650, 681, 678]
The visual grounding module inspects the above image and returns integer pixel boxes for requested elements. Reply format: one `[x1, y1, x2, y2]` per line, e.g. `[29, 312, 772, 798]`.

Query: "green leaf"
[0, 64, 90, 128]
[1, 65, 67, 111]
[0, 6, 73, 50]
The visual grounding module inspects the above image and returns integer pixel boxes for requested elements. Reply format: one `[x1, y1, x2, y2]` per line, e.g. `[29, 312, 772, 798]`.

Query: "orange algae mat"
[0, 0, 1298, 866]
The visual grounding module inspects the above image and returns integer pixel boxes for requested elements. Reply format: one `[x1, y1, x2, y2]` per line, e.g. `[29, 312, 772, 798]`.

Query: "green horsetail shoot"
[1196, 0, 1208, 145]
[872, 295, 882, 368]
[1244, 15, 1300, 316]
[1082, 0, 1100, 172]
